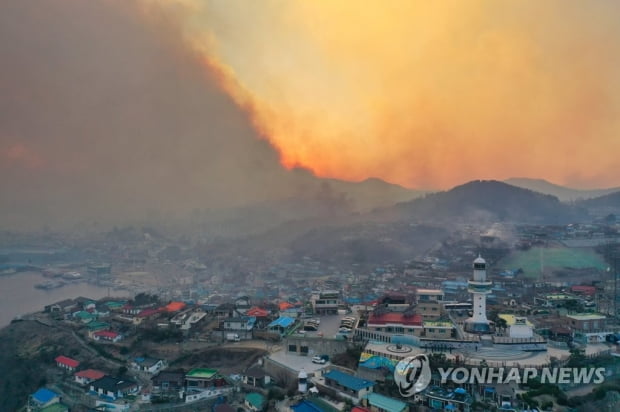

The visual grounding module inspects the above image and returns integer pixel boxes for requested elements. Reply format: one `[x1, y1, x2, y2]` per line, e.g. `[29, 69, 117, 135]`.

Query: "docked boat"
[35, 280, 65, 290]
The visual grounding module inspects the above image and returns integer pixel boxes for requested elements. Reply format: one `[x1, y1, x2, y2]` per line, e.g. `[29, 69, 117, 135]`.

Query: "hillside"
[0, 319, 109, 411]
[380, 180, 587, 224]
[505, 178, 620, 202]
[578, 191, 620, 209]
[177, 175, 425, 237]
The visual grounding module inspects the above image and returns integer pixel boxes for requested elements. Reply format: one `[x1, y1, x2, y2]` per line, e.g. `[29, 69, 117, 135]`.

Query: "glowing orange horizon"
[148, 0, 620, 190]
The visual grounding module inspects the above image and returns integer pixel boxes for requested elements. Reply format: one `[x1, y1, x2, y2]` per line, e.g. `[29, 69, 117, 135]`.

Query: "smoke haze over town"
[2, 1, 620, 230]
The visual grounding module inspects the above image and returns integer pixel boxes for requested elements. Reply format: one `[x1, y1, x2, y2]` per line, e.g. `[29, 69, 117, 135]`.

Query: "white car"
[312, 356, 326, 364]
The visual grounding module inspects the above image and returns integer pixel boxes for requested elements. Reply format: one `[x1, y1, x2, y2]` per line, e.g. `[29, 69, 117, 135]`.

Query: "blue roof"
[324, 370, 374, 391]
[291, 400, 325, 412]
[364, 393, 407, 412]
[359, 355, 395, 372]
[32, 388, 58, 404]
[268, 317, 295, 328]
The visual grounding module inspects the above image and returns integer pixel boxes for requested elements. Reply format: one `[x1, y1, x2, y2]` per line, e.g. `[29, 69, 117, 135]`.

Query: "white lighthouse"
[464, 255, 493, 334]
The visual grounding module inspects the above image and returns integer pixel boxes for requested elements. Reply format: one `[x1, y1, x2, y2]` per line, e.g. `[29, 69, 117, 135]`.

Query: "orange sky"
[150, 0, 620, 189]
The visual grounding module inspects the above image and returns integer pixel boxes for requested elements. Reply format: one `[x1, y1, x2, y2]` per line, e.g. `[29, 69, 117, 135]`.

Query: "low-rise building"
[422, 320, 455, 339]
[244, 392, 266, 411]
[311, 291, 341, 315]
[416, 289, 444, 303]
[28, 388, 62, 412]
[243, 366, 271, 388]
[366, 312, 423, 336]
[268, 317, 296, 336]
[223, 316, 256, 335]
[563, 313, 613, 343]
[185, 368, 228, 389]
[55, 356, 80, 372]
[74, 369, 106, 386]
[92, 330, 123, 343]
[362, 392, 409, 412]
[322, 369, 375, 404]
[89, 376, 140, 400]
[152, 370, 185, 396]
[419, 386, 473, 412]
[131, 357, 166, 374]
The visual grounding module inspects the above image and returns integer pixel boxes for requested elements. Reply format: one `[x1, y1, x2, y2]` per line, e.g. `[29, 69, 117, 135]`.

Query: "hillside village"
[3, 182, 620, 411]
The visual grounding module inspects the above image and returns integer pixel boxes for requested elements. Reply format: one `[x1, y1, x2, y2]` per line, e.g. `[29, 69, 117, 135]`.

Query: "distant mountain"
[180, 175, 426, 236]
[504, 178, 620, 202]
[578, 191, 620, 209]
[324, 177, 426, 210]
[379, 180, 586, 224]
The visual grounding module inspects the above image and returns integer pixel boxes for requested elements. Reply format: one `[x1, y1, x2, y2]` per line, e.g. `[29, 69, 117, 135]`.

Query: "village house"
[28, 388, 64, 412]
[44, 299, 77, 316]
[151, 370, 185, 395]
[361, 392, 409, 412]
[244, 392, 266, 412]
[131, 357, 166, 374]
[75, 369, 106, 386]
[89, 376, 140, 400]
[224, 316, 256, 334]
[321, 369, 375, 404]
[185, 368, 227, 389]
[268, 317, 296, 336]
[55, 356, 80, 372]
[243, 366, 271, 388]
[92, 330, 123, 343]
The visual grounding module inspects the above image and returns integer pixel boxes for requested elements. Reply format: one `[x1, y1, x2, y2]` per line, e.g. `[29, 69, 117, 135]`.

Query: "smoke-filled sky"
[1, 0, 620, 229]
[175, 0, 620, 189]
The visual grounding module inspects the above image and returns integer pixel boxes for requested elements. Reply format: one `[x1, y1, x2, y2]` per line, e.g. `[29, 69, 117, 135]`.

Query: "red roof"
[137, 308, 161, 318]
[368, 312, 423, 326]
[165, 301, 186, 312]
[94, 330, 119, 339]
[75, 369, 105, 380]
[279, 302, 294, 310]
[352, 407, 371, 412]
[246, 307, 269, 317]
[571, 285, 596, 296]
[55, 355, 80, 368]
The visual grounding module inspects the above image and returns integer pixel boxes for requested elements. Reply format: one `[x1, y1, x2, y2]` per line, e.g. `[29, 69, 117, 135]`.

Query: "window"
[300, 346, 309, 354]
[289, 345, 297, 352]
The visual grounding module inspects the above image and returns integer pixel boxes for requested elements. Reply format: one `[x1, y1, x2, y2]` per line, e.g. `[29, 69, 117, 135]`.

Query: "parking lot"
[267, 314, 359, 374]
[296, 314, 357, 339]
[269, 349, 329, 374]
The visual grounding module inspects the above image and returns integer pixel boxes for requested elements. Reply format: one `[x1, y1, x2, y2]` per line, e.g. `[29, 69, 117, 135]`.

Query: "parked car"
[311, 356, 326, 364]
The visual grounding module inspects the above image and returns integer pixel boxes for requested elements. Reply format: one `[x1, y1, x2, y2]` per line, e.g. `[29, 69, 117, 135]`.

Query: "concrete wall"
[284, 337, 352, 358]
[263, 357, 301, 388]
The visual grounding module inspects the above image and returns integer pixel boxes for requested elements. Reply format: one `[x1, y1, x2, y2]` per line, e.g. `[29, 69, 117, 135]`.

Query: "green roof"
[364, 393, 407, 412]
[105, 301, 125, 308]
[87, 322, 110, 331]
[245, 392, 265, 408]
[186, 368, 218, 379]
[306, 397, 340, 412]
[566, 313, 606, 320]
[75, 311, 95, 319]
[40, 404, 69, 412]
